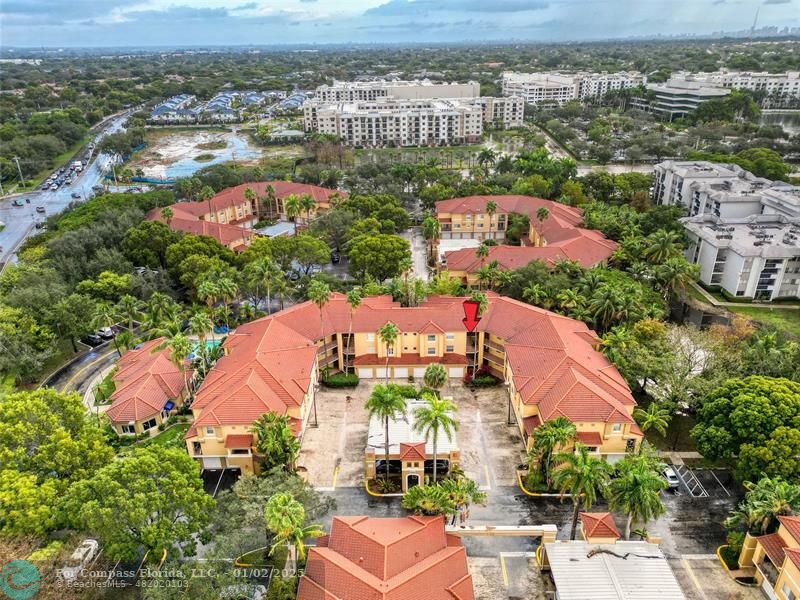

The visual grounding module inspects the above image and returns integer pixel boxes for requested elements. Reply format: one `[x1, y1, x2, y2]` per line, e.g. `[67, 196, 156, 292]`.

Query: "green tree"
[348, 234, 411, 282]
[116, 294, 144, 331]
[378, 322, 399, 384]
[725, 476, 800, 536]
[292, 235, 330, 275]
[413, 393, 458, 482]
[250, 413, 301, 472]
[284, 194, 302, 234]
[552, 444, 613, 540]
[421, 216, 441, 262]
[737, 427, 800, 483]
[529, 416, 576, 489]
[47, 292, 97, 352]
[264, 492, 324, 562]
[633, 402, 672, 437]
[643, 230, 681, 264]
[423, 363, 448, 397]
[607, 457, 667, 539]
[365, 384, 407, 480]
[345, 287, 363, 374]
[65, 446, 213, 561]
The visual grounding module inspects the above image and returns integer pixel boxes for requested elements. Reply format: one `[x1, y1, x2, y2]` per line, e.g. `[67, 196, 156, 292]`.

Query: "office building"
[631, 77, 731, 120]
[314, 79, 480, 102]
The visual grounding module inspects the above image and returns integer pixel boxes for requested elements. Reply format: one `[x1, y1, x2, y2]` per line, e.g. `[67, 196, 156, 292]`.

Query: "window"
[446, 345, 454, 353]
[782, 584, 796, 600]
[366, 333, 375, 342]
[142, 418, 157, 432]
[611, 423, 622, 433]
[206, 426, 215, 435]
[427, 347, 436, 355]
[230, 449, 250, 455]
[121, 424, 136, 434]
[585, 446, 598, 453]
[387, 347, 394, 356]
[427, 335, 436, 342]
[446, 333, 454, 340]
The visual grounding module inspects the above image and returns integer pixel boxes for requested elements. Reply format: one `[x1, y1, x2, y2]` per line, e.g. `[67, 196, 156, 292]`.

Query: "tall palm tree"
[115, 294, 143, 331]
[244, 187, 257, 220]
[365, 384, 408, 480]
[145, 292, 175, 328]
[250, 413, 301, 471]
[552, 444, 614, 540]
[440, 475, 487, 526]
[423, 363, 447, 397]
[476, 242, 490, 268]
[644, 230, 681, 264]
[216, 278, 238, 329]
[160, 206, 174, 227]
[413, 393, 458, 482]
[608, 458, 667, 539]
[92, 301, 122, 356]
[421, 217, 440, 264]
[378, 322, 399, 383]
[475, 264, 493, 291]
[477, 147, 497, 169]
[197, 279, 219, 313]
[589, 286, 624, 332]
[199, 185, 216, 220]
[155, 332, 193, 401]
[188, 310, 213, 345]
[535, 207, 550, 245]
[345, 287, 363, 373]
[655, 257, 698, 301]
[485, 200, 497, 230]
[264, 492, 324, 564]
[633, 402, 672, 437]
[264, 184, 277, 219]
[299, 194, 316, 225]
[284, 194, 301, 233]
[529, 416, 576, 489]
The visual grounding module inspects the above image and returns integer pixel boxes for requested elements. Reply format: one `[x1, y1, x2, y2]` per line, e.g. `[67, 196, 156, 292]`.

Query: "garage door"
[375, 367, 388, 379]
[202, 457, 223, 469]
[448, 367, 463, 378]
[413, 367, 426, 378]
[393, 368, 408, 379]
[358, 368, 373, 379]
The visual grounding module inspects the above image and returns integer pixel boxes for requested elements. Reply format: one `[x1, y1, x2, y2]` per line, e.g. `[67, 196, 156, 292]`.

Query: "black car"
[424, 459, 449, 475]
[36, 206, 45, 213]
[374, 460, 402, 475]
[81, 334, 103, 346]
[71, 192, 81, 199]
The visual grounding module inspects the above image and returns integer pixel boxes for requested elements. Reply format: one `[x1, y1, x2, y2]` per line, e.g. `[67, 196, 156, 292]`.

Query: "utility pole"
[12, 156, 24, 184]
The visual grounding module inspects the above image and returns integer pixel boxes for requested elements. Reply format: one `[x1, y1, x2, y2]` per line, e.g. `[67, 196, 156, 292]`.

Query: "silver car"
[663, 466, 680, 490]
[59, 538, 100, 582]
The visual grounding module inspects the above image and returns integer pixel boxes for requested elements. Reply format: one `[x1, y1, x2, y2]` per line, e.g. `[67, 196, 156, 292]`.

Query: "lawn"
[142, 423, 191, 448]
[92, 370, 117, 405]
[635, 394, 697, 452]
[727, 305, 800, 338]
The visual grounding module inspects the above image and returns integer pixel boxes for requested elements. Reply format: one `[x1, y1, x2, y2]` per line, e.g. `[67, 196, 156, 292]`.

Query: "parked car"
[98, 327, 115, 340]
[58, 539, 99, 582]
[50, 184, 58, 191]
[663, 466, 680, 490]
[36, 206, 46, 213]
[81, 334, 103, 346]
[12, 199, 24, 207]
[424, 459, 449, 475]
[374, 459, 403, 475]
[71, 192, 81, 199]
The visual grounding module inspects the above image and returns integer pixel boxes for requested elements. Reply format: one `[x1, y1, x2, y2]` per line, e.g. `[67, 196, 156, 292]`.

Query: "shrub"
[371, 478, 400, 494]
[167, 415, 178, 425]
[157, 423, 166, 431]
[472, 375, 499, 387]
[322, 373, 359, 388]
[394, 384, 419, 398]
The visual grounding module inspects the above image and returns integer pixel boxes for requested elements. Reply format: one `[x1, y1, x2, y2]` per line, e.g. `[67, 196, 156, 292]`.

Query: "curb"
[516, 471, 570, 498]
[365, 479, 403, 498]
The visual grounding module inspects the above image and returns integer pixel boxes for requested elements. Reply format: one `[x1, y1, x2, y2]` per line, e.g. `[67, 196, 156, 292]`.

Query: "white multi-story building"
[305, 98, 484, 147]
[653, 160, 800, 300]
[501, 71, 644, 105]
[314, 79, 480, 103]
[470, 96, 525, 128]
[685, 70, 800, 99]
[631, 77, 731, 121]
[684, 214, 800, 300]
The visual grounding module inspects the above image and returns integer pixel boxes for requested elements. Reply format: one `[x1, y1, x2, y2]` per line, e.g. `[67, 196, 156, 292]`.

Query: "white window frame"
[121, 424, 136, 434]
[206, 426, 215, 435]
[142, 418, 157, 432]
[611, 423, 622, 433]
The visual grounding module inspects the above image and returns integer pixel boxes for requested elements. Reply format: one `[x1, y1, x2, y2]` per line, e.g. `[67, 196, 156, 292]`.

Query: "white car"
[663, 466, 680, 490]
[59, 538, 99, 582]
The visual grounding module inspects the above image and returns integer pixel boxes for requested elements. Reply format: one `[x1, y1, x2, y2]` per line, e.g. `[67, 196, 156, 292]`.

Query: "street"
[402, 226, 430, 281]
[0, 111, 131, 264]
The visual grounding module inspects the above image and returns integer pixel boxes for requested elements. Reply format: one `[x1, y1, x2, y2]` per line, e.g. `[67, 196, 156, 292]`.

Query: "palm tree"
[378, 322, 399, 383]
[589, 286, 624, 332]
[535, 207, 550, 244]
[413, 393, 458, 482]
[92, 301, 122, 356]
[552, 444, 614, 540]
[199, 185, 216, 220]
[476, 242, 490, 268]
[216, 278, 238, 329]
[264, 184, 277, 219]
[345, 287, 363, 373]
[421, 217, 440, 264]
[284, 194, 301, 233]
[608, 458, 667, 539]
[160, 206, 174, 226]
[188, 310, 213, 345]
[154, 332, 193, 400]
[556, 289, 584, 313]
[599, 326, 632, 366]
[115, 294, 143, 331]
[197, 279, 219, 313]
[365, 384, 407, 481]
[725, 476, 800, 536]
[475, 264, 493, 291]
[655, 257, 698, 301]
[485, 200, 497, 230]
[244, 187, 257, 220]
[477, 148, 497, 169]
[423, 363, 447, 397]
[440, 475, 487, 526]
[529, 416, 576, 489]
[299, 194, 316, 225]
[522, 283, 550, 308]
[633, 402, 672, 437]
[264, 492, 324, 564]
[250, 413, 301, 471]
[644, 230, 681, 264]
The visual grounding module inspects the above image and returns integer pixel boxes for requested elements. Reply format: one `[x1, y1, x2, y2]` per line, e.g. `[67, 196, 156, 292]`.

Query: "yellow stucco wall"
[776, 559, 800, 600]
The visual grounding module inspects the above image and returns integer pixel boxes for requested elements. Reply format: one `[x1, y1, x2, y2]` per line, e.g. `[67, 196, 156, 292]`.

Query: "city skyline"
[1, 0, 799, 48]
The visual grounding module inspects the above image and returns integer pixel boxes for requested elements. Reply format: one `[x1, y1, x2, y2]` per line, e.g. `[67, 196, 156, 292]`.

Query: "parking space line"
[483, 465, 492, 491]
[681, 559, 709, 600]
[499, 554, 509, 587]
[331, 465, 340, 490]
[709, 470, 731, 497]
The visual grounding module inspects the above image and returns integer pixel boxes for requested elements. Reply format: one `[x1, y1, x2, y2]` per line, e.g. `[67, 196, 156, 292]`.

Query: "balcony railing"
[755, 559, 780, 589]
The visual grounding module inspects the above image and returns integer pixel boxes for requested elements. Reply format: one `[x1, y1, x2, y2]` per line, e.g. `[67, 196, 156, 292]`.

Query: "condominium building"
[501, 71, 645, 105]
[183, 293, 643, 474]
[473, 95, 525, 128]
[304, 98, 484, 147]
[738, 515, 800, 600]
[631, 77, 731, 120]
[685, 69, 800, 99]
[315, 79, 480, 102]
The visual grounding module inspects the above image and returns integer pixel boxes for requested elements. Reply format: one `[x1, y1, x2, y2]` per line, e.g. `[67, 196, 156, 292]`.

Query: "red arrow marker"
[462, 299, 481, 332]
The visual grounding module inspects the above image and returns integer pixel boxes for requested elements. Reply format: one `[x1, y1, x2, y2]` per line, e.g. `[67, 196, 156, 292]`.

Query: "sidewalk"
[690, 281, 799, 309]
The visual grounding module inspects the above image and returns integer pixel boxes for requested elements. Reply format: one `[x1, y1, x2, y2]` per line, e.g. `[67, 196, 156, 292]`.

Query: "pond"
[164, 130, 263, 178]
[759, 111, 800, 136]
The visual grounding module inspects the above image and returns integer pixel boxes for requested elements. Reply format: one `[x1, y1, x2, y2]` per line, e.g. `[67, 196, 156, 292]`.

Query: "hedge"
[322, 373, 359, 388]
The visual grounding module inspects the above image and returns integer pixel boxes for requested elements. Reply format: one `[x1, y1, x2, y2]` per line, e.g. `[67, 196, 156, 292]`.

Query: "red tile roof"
[400, 442, 426, 461]
[297, 516, 474, 600]
[576, 431, 604, 446]
[522, 414, 542, 435]
[580, 512, 621, 540]
[436, 194, 581, 224]
[778, 516, 800, 544]
[211, 181, 344, 211]
[106, 338, 189, 424]
[187, 293, 637, 440]
[758, 532, 788, 567]
[146, 207, 252, 250]
[224, 434, 254, 449]
[785, 548, 800, 570]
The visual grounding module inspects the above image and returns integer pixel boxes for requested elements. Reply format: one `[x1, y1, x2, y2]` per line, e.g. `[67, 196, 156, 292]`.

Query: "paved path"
[690, 281, 800, 309]
[402, 226, 430, 282]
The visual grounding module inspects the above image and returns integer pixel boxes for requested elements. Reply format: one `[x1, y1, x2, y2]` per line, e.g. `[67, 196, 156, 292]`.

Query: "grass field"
[727, 305, 800, 338]
[143, 423, 191, 448]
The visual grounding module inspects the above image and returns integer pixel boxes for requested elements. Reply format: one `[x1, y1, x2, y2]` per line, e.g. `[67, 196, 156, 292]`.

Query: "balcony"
[485, 340, 505, 353]
[755, 559, 780, 589]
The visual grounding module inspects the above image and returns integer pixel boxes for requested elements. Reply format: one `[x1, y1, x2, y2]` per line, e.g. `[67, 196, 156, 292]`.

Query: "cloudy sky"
[1, 0, 798, 47]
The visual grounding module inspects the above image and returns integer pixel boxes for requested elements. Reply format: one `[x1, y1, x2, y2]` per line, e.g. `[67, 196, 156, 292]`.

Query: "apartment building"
[687, 69, 800, 99]
[472, 95, 525, 128]
[183, 293, 643, 474]
[436, 195, 617, 285]
[631, 77, 731, 120]
[203, 181, 345, 222]
[315, 79, 480, 102]
[305, 98, 484, 147]
[738, 516, 800, 600]
[501, 71, 645, 105]
[652, 161, 753, 213]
